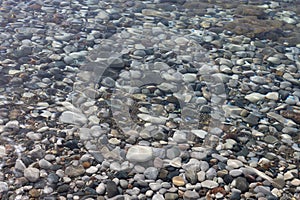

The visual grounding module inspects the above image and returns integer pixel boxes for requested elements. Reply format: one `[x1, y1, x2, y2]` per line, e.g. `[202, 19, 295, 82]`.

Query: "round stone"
[172, 176, 185, 187]
[126, 146, 153, 162]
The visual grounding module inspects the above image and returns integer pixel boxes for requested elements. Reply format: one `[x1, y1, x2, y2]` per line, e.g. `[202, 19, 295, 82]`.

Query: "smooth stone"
[183, 190, 200, 200]
[38, 159, 53, 169]
[86, 166, 98, 174]
[24, 167, 40, 182]
[245, 93, 265, 103]
[149, 182, 162, 191]
[234, 177, 249, 193]
[197, 171, 206, 182]
[263, 135, 278, 144]
[266, 92, 279, 101]
[191, 130, 208, 139]
[229, 169, 243, 177]
[0, 182, 8, 193]
[206, 168, 217, 180]
[137, 114, 167, 124]
[290, 179, 300, 186]
[165, 193, 179, 200]
[59, 111, 87, 126]
[107, 181, 119, 198]
[173, 130, 187, 143]
[96, 183, 106, 195]
[172, 176, 185, 187]
[201, 180, 218, 189]
[126, 146, 153, 162]
[65, 165, 85, 177]
[144, 167, 159, 180]
[227, 159, 244, 169]
[153, 193, 165, 200]
[230, 190, 241, 200]
[250, 76, 268, 84]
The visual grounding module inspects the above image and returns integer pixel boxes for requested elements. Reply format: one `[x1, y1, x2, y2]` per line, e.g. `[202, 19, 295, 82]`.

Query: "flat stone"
[86, 166, 98, 174]
[290, 178, 300, 186]
[227, 159, 244, 169]
[201, 180, 218, 188]
[126, 145, 153, 162]
[191, 130, 207, 139]
[245, 93, 265, 103]
[24, 167, 40, 182]
[137, 113, 167, 124]
[149, 182, 162, 191]
[165, 193, 179, 200]
[65, 165, 85, 177]
[172, 176, 185, 187]
[59, 111, 87, 126]
[266, 92, 279, 100]
[183, 190, 200, 200]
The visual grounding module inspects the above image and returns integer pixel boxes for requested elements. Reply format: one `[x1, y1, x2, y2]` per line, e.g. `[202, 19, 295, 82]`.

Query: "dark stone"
[223, 174, 233, 184]
[106, 181, 119, 198]
[114, 171, 129, 179]
[57, 184, 70, 193]
[64, 140, 79, 150]
[158, 169, 169, 181]
[234, 177, 249, 193]
[230, 191, 241, 200]
[47, 173, 60, 184]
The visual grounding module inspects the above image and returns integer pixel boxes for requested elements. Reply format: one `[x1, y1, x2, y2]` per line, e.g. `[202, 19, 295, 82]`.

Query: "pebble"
[201, 180, 218, 189]
[183, 190, 200, 200]
[107, 181, 119, 198]
[59, 111, 87, 125]
[233, 177, 249, 193]
[24, 167, 40, 182]
[0, 182, 8, 193]
[144, 167, 159, 180]
[227, 159, 244, 169]
[245, 93, 265, 103]
[172, 176, 185, 187]
[126, 145, 153, 162]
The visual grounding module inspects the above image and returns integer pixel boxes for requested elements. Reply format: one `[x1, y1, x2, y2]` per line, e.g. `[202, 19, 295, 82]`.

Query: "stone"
[149, 182, 161, 191]
[126, 145, 153, 162]
[165, 193, 179, 200]
[96, 183, 106, 195]
[227, 159, 244, 169]
[201, 180, 218, 188]
[38, 159, 53, 169]
[265, 92, 279, 100]
[86, 166, 98, 174]
[183, 190, 200, 200]
[106, 181, 119, 198]
[245, 93, 265, 103]
[65, 165, 85, 177]
[24, 167, 40, 182]
[172, 176, 185, 187]
[0, 182, 8, 193]
[234, 177, 249, 193]
[59, 111, 87, 126]
[144, 167, 159, 180]
[191, 130, 208, 139]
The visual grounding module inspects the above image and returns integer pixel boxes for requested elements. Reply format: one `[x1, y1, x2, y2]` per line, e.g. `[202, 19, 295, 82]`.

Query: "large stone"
[24, 167, 40, 182]
[126, 145, 153, 162]
[59, 111, 87, 126]
[245, 93, 265, 103]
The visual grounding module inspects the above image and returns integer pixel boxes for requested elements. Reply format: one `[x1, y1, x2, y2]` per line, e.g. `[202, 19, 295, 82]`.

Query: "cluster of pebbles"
[0, 0, 299, 199]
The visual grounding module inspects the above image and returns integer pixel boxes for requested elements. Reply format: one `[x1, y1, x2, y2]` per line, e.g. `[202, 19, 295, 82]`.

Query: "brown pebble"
[29, 188, 40, 198]
[172, 176, 185, 187]
[82, 161, 91, 168]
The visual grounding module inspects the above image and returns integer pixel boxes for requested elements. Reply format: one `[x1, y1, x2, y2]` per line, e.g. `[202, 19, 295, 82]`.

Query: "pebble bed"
[0, 0, 300, 200]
